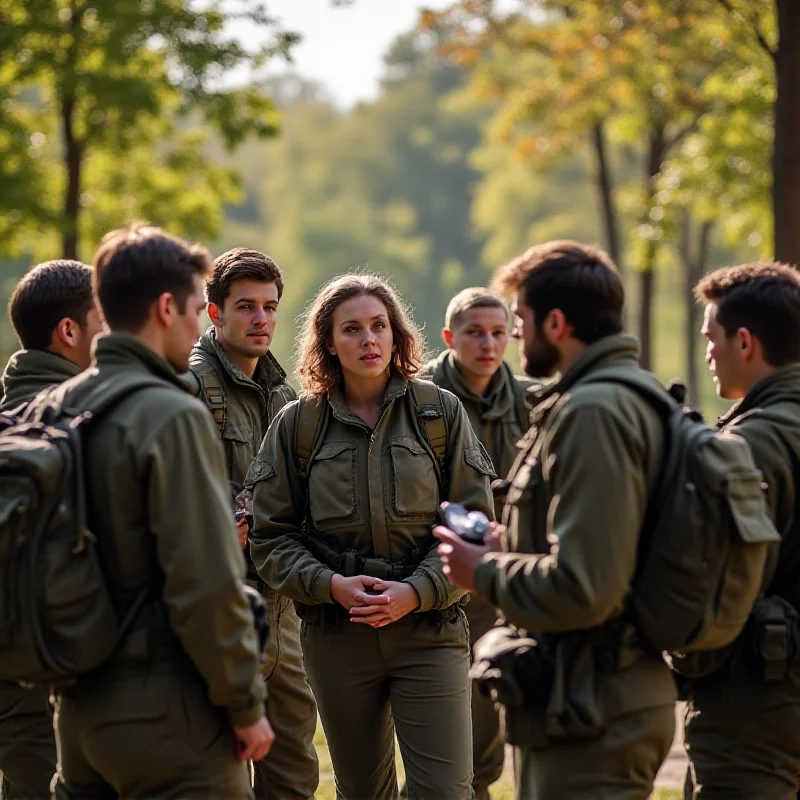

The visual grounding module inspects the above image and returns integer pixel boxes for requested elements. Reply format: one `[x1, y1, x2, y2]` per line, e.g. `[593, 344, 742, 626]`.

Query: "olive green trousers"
[302, 606, 473, 800]
[684, 661, 800, 799]
[52, 670, 252, 799]
[0, 682, 56, 799]
[253, 591, 319, 800]
[517, 704, 675, 799]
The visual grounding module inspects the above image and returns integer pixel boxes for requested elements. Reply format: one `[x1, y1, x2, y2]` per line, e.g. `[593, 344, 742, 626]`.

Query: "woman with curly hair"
[248, 274, 494, 799]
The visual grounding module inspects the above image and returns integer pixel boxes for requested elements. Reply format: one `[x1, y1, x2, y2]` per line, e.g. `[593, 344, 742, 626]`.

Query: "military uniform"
[50, 334, 265, 800]
[685, 366, 800, 800]
[249, 375, 495, 800]
[185, 327, 319, 800]
[420, 350, 533, 798]
[474, 335, 677, 800]
[0, 350, 80, 799]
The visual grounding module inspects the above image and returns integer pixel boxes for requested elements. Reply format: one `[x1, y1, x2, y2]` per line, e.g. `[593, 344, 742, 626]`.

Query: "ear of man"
[52, 317, 80, 351]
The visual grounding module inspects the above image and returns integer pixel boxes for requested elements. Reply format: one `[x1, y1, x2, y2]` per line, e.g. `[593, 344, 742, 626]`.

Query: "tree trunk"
[61, 95, 82, 261]
[637, 128, 666, 371]
[60, 0, 83, 261]
[774, 0, 800, 265]
[590, 122, 623, 272]
[680, 215, 713, 406]
[639, 260, 655, 370]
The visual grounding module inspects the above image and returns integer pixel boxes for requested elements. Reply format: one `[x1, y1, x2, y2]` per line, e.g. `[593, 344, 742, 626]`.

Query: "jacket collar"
[527, 333, 641, 420]
[92, 333, 190, 391]
[327, 371, 408, 427]
[719, 364, 800, 427]
[195, 326, 288, 393]
[425, 349, 519, 421]
[0, 348, 81, 411]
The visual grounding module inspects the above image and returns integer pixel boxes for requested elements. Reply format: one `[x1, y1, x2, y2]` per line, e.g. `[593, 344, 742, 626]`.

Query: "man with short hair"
[1, 259, 103, 409]
[0, 260, 104, 800]
[684, 263, 800, 799]
[185, 248, 319, 800]
[50, 224, 273, 800]
[419, 287, 532, 799]
[435, 241, 677, 799]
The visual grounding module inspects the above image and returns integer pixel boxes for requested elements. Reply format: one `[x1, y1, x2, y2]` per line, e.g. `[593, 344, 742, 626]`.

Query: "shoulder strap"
[580, 367, 677, 418]
[296, 395, 328, 477]
[408, 380, 449, 495]
[188, 357, 227, 434]
[68, 374, 170, 427]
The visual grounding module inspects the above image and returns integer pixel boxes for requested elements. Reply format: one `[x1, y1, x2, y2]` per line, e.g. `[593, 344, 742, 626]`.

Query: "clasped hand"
[330, 574, 419, 628]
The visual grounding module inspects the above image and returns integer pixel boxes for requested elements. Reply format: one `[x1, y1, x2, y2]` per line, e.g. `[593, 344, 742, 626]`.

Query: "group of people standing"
[0, 223, 798, 800]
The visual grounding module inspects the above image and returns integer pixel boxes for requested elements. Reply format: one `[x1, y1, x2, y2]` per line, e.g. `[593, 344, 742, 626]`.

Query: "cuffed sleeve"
[249, 402, 336, 605]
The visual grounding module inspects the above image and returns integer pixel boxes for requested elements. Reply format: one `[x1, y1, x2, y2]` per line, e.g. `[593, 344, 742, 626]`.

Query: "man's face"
[211, 279, 280, 361]
[512, 290, 560, 379]
[165, 275, 206, 373]
[73, 306, 105, 370]
[447, 306, 510, 381]
[702, 303, 746, 401]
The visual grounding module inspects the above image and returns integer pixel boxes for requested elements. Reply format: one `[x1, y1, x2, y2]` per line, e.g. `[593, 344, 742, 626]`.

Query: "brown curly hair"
[296, 274, 424, 398]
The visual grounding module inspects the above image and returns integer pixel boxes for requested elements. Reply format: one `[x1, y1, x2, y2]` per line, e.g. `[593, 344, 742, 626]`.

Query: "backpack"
[295, 380, 450, 493]
[0, 375, 160, 687]
[585, 368, 780, 655]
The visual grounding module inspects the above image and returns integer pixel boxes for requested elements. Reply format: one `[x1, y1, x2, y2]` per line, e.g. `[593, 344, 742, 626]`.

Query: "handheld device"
[439, 501, 489, 545]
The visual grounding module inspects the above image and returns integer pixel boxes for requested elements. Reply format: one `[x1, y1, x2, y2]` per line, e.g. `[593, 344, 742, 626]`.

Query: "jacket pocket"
[222, 423, 255, 482]
[309, 442, 358, 527]
[388, 436, 438, 520]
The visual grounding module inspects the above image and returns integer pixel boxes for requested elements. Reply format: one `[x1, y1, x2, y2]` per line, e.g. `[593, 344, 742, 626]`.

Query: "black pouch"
[543, 634, 606, 744]
[748, 595, 799, 683]
[293, 601, 343, 632]
[470, 626, 554, 748]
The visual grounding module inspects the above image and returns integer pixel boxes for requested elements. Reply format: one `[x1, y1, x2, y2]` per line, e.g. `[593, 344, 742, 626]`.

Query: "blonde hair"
[444, 287, 509, 329]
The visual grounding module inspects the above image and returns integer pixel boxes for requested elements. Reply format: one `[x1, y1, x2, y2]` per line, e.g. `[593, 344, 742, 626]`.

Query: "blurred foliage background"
[2, 0, 798, 420]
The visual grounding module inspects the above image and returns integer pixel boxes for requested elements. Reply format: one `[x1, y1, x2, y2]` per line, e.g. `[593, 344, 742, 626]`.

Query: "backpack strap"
[296, 395, 329, 479]
[407, 380, 449, 496]
[187, 356, 227, 434]
[24, 373, 168, 427]
[580, 367, 677, 418]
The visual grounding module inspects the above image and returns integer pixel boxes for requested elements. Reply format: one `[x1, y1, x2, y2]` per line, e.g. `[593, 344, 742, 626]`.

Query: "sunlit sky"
[238, 0, 455, 107]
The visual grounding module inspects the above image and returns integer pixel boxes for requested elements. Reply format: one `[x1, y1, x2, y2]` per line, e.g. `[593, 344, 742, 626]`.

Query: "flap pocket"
[389, 437, 437, 519]
[309, 442, 357, 525]
[315, 441, 357, 461]
[222, 422, 250, 443]
[389, 437, 427, 457]
[726, 472, 781, 544]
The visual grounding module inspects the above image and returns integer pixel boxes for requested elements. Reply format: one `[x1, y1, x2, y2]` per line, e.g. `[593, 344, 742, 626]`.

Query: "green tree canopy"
[0, 0, 296, 260]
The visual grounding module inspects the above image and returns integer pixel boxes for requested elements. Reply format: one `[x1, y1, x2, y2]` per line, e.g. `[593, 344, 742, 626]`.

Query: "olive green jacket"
[474, 334, 676, 718]
[248, 374, 495, 612]
[0, 349, 81, 412]
[719, 365, 800, 603]
[420, 350, 534, 480]
[54, 333, 265, 728]
[184, 326, 297, 486]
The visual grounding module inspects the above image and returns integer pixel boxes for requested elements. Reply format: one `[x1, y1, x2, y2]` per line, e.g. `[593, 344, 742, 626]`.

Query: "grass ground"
[312, 722, 682, 800]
